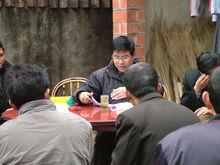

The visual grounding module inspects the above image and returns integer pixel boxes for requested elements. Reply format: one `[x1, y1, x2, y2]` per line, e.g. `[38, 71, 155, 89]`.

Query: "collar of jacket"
[0, 61, 11, 74]
[19, 99, 56, 115]
[139, 92, 163, 103]
[105, 59, 139, 81]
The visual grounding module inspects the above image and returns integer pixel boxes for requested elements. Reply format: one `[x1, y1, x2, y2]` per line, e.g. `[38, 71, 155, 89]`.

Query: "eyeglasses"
[112, 55, 132, 62]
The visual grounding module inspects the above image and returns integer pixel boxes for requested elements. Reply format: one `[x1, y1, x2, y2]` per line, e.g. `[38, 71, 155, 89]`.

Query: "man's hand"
[194, 106, 214, 117]
[194, 74, 209, 94]
[111, 87, 127, 100]
[79, 92, 93, 104]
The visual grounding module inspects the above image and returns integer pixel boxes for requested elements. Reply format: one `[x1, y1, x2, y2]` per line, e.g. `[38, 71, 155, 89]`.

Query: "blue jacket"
[154, 115, 220, 165]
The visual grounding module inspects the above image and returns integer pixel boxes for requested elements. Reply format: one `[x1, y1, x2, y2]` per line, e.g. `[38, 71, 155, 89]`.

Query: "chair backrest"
[51, 77, 87, 97]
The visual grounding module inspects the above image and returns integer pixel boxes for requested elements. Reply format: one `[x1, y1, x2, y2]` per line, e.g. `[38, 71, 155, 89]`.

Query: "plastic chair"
[51, 77, 87, 97]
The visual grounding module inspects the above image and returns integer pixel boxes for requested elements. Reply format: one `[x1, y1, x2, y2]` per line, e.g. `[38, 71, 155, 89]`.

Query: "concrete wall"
[0, 7, 112, 87]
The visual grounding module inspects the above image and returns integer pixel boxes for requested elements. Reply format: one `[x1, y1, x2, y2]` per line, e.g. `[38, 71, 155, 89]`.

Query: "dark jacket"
[112, 92, 199, 165]
[73, 60, 138, 165]
[0, 61, 11, 117]
[154, 114, 220, 165]
[180, 69, 204, 112]
[73, 61, 129, 104]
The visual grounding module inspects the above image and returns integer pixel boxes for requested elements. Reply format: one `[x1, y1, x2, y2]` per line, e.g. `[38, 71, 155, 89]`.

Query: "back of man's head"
[0, 41, 4, 52]
[124, 63, 158, 98]
[207, 66, 220, 113]
[113, 36, 135, 56]
[5, 64, 50, 109]
[196, 52, 220, 74]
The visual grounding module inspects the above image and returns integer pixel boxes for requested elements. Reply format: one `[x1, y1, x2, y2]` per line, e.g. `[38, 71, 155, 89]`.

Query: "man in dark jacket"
[73, 36, 137, 165]
[154, 66, 220, 165]
[180, 52, 220, 112]
[112, 63, 199, 165]
[0, 41, 12, 125]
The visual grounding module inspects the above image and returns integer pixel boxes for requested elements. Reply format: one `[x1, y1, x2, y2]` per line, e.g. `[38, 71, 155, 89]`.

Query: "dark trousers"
[91, 132, 116, 165]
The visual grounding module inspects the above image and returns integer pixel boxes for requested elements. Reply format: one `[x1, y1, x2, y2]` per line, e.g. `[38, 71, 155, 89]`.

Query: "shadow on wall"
[0, 7, 112, 88]
[147, 15, 215, 103]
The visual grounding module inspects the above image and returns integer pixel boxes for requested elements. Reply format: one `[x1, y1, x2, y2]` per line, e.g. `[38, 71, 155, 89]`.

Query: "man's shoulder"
[184, 68, 200, 79]
[161, 121, 212, 144]
[93, 65, 108, 74]
[59, 112, 92, 130]
[0, 119, 17, 135]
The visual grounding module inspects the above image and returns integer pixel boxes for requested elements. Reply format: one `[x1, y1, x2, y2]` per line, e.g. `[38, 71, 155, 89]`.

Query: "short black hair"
[0, 41, 4, 52]
[5, 64, 50, 109]
[124, 63, 158, 98]
[197, 52, 220, 74]
[113, 36, 135, 56]
[207, 66, 220, 114]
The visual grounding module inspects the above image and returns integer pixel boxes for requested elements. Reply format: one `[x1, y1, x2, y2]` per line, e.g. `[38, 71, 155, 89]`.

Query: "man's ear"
[44, 88, 50, 99]
[156, 83, 162, 93]
[126, 89, 139, 106]
[9, 99, 18, 111]
[202, 91, 213, 110]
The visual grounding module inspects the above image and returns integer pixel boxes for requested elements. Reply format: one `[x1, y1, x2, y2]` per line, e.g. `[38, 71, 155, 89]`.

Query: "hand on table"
[79, 92, 93, 104]
[111, 87, 127, 100]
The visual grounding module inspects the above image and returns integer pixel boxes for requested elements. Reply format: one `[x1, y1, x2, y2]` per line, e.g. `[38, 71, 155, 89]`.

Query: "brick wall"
[112, 0, 145, 61]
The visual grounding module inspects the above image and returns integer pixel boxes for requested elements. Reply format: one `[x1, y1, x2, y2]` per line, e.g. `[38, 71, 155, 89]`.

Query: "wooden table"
[1, 105, 117, 132]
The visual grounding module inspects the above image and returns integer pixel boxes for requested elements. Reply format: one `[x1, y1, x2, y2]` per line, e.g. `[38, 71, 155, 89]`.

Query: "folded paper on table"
[91, 96, 133, 114]
[109, 102, 133, 115]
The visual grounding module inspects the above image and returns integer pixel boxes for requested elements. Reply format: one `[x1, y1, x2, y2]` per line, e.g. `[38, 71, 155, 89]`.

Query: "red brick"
[112, 0, 119, 9]
[128, 0, 144, 9]
[136, 33, 145, 46]
[135, 46, 145, 59]
[127, 10, 137, 22]
[121, 0, 127, 9]
[113, 11, 127, 22]
[113, 23, 120, 33]
[136, 10, 145, 21]
[127, 22, 145, 33]
[120, 23, 128, 34]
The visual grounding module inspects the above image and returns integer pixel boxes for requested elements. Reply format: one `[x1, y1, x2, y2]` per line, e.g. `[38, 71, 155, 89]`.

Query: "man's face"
[0, 48, 5, 69]
[112, 50, 135, 73]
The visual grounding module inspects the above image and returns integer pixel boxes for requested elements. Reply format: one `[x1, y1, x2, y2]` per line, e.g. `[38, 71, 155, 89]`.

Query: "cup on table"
[100, 95, 109, 109]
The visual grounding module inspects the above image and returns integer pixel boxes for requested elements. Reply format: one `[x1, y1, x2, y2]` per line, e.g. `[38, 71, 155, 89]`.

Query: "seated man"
[73, 35, 137, 165]
[0, 64, 93, 165]
[0, 41, 12, 124]
[154, 66, 220, 165]
[180, 51, 220, 112]
[111, 63, 199, 165]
